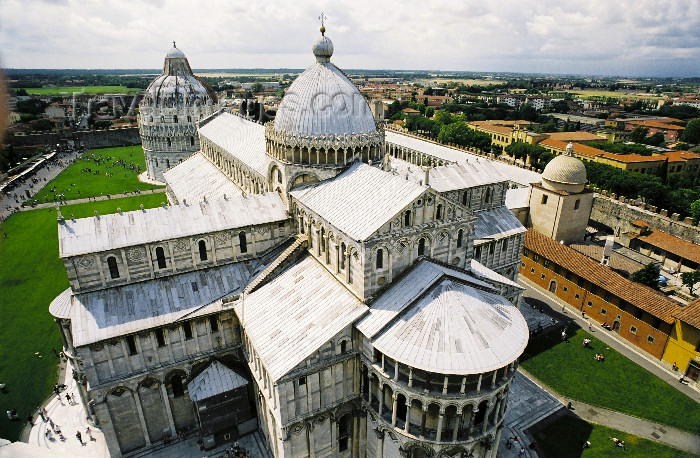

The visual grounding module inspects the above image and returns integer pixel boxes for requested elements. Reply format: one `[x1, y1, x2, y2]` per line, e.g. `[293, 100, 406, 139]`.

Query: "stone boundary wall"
[9, 127, 141, 149]
[591, 193, 700, 244]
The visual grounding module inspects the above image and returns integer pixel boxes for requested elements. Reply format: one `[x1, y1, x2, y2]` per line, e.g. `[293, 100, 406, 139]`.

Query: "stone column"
[408, 367, 413, 388]
[482, 402, 491, 435]
[436, 408, 445, 442]
[460, 377, 467, 395]
[391, 394, 398, 426]
[452, 409, 462, 442]
[467, 405, 476, 436]
[476, 374, 482, 393]
[404, 401, 411, 433]
[491, 370, 497, 389]
[420, 407, 427, 439]
[132, 390, 152, 446]
[442, 376, 449, 395]
[378, 384, 384, 417]
[160, 382, 177, 438]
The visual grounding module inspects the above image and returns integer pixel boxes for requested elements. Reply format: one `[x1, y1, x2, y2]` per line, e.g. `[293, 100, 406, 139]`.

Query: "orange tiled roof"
[673, 298, 700, 329]
[546, 132, 607, 142]
[633, 229, 700, 265]
[631, 220, 650, 227]
[540, 139, 666, 163]
[524, 229, 678, 323]
[662, 150, 700, 163]
[628, 119, 685, 130]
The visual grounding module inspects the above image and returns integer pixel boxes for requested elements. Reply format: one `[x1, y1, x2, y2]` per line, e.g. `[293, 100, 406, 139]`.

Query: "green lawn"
[0, 194, 164, 441]
[521, 326, 700, 433]
[534, 414, 695, 458]
[32, 146, 163, 203]
[20, 86, 143, 96]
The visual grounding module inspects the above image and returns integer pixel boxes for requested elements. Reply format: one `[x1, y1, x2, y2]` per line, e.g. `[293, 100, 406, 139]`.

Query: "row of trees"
[502, 143, 555, 170]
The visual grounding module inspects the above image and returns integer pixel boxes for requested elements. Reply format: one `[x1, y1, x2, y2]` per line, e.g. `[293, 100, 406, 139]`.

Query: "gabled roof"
[474, 206, 526, 243]
[291, 162, 426, 241]
[390, 158, 508, 192]
[633, 229, 700, 265]
[357, 260, 528, 374]
[198, 111, 269, 176]
[58, 192, 287, 257]
[673, 298, 700, 329]
[188, 361, 249, 402]
[69, 261, 255, 347]
[524, 229, 678, 324]
[235, 254, 367, 381]
[163, 152, 243, 204]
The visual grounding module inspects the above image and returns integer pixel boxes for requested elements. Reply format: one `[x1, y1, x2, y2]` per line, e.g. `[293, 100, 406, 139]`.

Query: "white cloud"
[0, 0, 698, 76]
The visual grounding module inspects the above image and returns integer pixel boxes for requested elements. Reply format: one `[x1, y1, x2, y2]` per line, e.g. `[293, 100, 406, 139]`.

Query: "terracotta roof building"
[521, 228, 679, 359]
[622, 222, 700, 273]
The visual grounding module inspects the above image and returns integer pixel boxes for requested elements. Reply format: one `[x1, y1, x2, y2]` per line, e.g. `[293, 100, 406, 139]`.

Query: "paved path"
[520, 276, 700, 401]
[25, 188, 167, 212]
[518, 368, 700, 455]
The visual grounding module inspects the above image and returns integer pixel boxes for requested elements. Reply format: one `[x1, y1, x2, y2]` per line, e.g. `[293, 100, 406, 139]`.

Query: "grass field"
[32, 146, 163, 203]
[20, 86, 143, 95]
[534, 414, 695, 458]
[520, 326, 700, 433]
[567, 89, 662, 100]
[0, 194, 165, 441]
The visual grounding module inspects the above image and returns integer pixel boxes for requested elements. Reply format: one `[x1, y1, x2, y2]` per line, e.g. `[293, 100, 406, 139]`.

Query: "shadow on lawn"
[531, 412, 593, 458]
[521, 321, 585, 363]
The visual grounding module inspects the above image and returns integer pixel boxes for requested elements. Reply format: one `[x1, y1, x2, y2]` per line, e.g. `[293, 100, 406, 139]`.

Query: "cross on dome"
[318, 12, 327, 36]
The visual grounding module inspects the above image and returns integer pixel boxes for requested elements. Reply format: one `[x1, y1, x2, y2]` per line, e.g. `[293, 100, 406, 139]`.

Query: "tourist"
[0, 382, 6, 393]
[561, 330, 567, 341]
[672, 362, 677, 371]
[45, 429, 52, 439]
[86, 427, 93, 440]
[518, 447, 526, 457]
[76, 430, 83, 444]
[65, 393, 71, 404]
[679, 374, 686, 384]
[27, 415, 34, 426]
[38, 409, 46, 421]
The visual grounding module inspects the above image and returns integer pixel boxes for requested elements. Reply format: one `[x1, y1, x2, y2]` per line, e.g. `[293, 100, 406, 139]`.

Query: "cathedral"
[50, 26, 529, 458]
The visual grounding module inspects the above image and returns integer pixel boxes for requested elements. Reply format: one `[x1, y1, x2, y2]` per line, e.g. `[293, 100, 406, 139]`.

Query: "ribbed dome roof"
[273, 31, 376, 137]
[541, 143, 587, 192]
[141, 44, 217, 109]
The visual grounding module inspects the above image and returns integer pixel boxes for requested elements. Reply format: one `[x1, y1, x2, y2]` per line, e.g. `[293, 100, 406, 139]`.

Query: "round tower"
[138, 43, 218, 181]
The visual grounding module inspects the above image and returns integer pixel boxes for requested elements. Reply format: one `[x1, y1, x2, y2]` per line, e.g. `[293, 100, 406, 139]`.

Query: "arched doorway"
[549, 280, 557, 293]
[612, 321, 621, 332]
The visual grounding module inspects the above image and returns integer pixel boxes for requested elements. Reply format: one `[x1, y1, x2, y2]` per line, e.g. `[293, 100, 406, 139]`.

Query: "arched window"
[341, 243, 346, 269]
[166, 159, 170, 169]
[149, 116, 153, 123]
[239, 232, 248, 253]
[418, 238, 426, 256]
[107, 256, 120, 279]
[171, 375, 185, 398]
[173, 115, 178, 123]
[160, 116, 165, 123]
[376, 249, 384, 269]
[484, 187, 491, 203]
[277, 169, 283, 182]
[166, 138, 172, 147]
[190, 136, 195, 146]
[436, 204, 443, 220]
[404, 210, 411, 227]
[457, 229, 463, 248]
[198, 240, 207, 261]
[338, 414, 352, 452]
[155, 158, 159, 167]
[320, 227, 325, 252]
[299, 217, 305, 234]
[155, 246, 166, 269]
[340, 340, 347, 354]
[462, 192, 468, 206]
[187, 115, 192, 123]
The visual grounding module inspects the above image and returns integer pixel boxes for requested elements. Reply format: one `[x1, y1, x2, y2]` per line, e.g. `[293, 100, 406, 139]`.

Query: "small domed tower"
[528, 142, 594, 243]
[264, 26, 385, 196]
[138, 43, 218, 181]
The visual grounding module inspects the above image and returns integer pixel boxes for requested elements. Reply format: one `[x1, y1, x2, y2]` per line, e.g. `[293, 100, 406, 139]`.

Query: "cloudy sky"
[1, 0, 699, 77]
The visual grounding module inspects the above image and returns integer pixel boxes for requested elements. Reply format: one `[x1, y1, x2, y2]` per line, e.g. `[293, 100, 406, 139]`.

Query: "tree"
[250, 82, 264, 93]
[690, 198, 700, 223]
[630, 262, 660, 289]
[681, 118, 700, 144]
[630, 126, 650, 143]
[681, 270, 700, 295]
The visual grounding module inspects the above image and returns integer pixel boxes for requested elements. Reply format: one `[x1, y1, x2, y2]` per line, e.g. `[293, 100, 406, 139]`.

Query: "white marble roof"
[505, 187, 531, 210]
[58, 192, 286, 258]
[274, 61, 377, 136]
[49, 288, 72, 319]
[469, 259, 522, 289]
[198, 111, 269, 176]
[70, 262, 254, 347]
[357, 261, 528, 374]
[188, 361, 249, 402]
[474, 206, 527, 243]
[235, 255, 367, 381]
[386, 131, 542, 187]
[163, 152, 243, 204]
[291, 162, 426, 241]
[390, 158, 508, 192]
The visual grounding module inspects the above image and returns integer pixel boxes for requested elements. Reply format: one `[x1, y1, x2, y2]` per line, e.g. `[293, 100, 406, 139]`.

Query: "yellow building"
[662, 299, 700, 384]
[468, 120, 547, 152]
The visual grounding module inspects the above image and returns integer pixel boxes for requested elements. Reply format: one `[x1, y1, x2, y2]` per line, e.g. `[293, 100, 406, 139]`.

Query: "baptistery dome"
[138, 43, 219, 182]
[541, 142, 587, 193]
[141, 44, 217, 109]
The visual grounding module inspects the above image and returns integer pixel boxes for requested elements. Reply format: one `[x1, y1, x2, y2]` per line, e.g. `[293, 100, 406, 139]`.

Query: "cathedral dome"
[141, 43, 217, 109]
[272, 30, 376, 137]
[541, 142, 587, 193]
